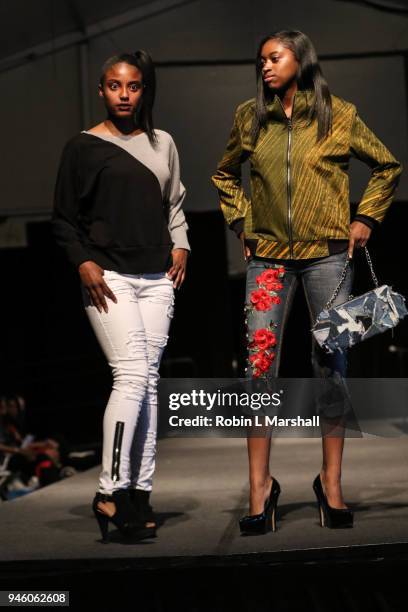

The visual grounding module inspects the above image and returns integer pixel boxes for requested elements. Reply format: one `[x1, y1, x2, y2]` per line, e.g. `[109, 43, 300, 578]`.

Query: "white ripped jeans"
[81, 270, 174, 495]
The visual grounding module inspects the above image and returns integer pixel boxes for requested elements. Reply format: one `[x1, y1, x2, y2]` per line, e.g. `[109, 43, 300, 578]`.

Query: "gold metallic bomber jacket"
[212, 89, 402, 259]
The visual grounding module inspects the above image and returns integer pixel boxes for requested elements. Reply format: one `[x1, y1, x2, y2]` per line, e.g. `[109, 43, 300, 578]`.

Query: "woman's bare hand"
[348, 221, 372, 258]
[79, 261, 117, 313]
[167, 249, 188, 289]
[239, 232, 251, 261]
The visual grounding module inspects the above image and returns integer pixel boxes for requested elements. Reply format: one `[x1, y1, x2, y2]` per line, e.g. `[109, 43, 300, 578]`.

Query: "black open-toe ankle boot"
[128, 488, 157, 537]
[92, 489, 153, 543]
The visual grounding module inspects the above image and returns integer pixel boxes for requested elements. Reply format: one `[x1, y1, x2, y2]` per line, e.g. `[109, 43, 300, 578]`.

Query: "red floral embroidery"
[250, 289, 273, 311]
[249, 349, 275, 378]
[255, 269, 284, 291]
[247, 264, 285, 314]
[247, 324, 277, 378]
[245, 263, 285, 378]
[249, 328, 277, 351]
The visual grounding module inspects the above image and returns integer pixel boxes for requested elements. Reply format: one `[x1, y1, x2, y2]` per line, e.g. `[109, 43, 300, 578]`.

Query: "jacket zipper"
[286, 117, 294, 259]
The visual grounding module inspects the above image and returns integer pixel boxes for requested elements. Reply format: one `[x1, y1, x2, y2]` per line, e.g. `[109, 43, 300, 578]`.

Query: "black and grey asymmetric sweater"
[52, 129, 190, 273]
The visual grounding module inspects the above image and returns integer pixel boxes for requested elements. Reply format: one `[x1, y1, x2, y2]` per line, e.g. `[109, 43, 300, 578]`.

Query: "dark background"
[1, 0, 408, 444]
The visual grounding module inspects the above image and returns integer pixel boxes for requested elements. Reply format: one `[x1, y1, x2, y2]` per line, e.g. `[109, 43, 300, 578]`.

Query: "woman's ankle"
[320, 468, 342, 483]
[249, 474, 272, 490]
[248, 476, 273, 514]
[97, 499, 116, 517]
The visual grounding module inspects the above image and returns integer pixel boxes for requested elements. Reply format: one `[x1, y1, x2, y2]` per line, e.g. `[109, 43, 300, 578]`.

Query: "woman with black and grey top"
[52, 50, 190, 543]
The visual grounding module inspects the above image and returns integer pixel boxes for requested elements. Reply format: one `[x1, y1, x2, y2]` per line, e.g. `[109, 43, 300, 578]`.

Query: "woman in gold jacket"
[212, 30, 402, 534]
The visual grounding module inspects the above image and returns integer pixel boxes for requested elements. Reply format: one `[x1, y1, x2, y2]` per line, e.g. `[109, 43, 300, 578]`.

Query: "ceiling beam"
[0, 0, 197, 74]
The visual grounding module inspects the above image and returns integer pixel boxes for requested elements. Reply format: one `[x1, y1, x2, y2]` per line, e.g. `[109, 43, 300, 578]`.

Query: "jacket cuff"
[230, 218, 244, 237]
[353, 214, 378, 231]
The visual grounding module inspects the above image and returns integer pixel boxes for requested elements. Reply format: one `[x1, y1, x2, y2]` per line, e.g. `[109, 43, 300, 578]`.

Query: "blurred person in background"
[0, 394, 63, 493]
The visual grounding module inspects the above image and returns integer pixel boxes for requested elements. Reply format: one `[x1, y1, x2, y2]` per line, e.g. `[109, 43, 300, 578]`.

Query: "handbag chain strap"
[322, 247, 379, 313]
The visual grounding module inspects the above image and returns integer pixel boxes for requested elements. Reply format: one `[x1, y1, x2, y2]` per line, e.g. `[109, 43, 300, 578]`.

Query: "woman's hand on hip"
[239, 232, 251, 261]
[348, 221, 372, 258]
[167, 249, 188, 289]
[78, 261, 117, 313]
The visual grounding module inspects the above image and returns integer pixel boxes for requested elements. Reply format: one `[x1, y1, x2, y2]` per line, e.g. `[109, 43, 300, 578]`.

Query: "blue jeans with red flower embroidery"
[245, 250, 354, 385]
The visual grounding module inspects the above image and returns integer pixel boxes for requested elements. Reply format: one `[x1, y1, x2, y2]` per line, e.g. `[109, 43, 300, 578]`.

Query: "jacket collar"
[266, 88, 315, 124]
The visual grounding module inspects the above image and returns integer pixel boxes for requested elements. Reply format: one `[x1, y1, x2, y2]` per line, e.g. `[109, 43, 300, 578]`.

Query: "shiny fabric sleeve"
[350, 111, 402, 223]
[211, 107, 251, 237]
[167, 137, 190, 251]
[51, 140, 93, 269]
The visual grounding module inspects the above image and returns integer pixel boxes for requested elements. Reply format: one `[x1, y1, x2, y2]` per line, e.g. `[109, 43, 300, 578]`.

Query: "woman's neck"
[104, 117, 142, 137]
[276, 81, 298, 118]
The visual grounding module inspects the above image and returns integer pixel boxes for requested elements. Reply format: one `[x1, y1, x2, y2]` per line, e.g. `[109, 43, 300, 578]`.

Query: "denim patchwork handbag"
[311, 248, 408, 353]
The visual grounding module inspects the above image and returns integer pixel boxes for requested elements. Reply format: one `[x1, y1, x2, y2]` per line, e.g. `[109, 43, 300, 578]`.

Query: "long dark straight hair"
[251, 30, 332, 145]
[99, 50, 157, 145]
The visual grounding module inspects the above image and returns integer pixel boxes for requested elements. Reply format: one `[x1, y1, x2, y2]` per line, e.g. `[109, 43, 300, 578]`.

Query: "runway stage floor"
[1, 435, 408, 573]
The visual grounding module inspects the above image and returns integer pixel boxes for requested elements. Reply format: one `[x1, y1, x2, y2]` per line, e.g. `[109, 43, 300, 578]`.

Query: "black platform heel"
[128, 488, 157, 537]
[239, 477, 281, 535]
[313, 474, 353, 529]
[92, 489, 152, 543]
